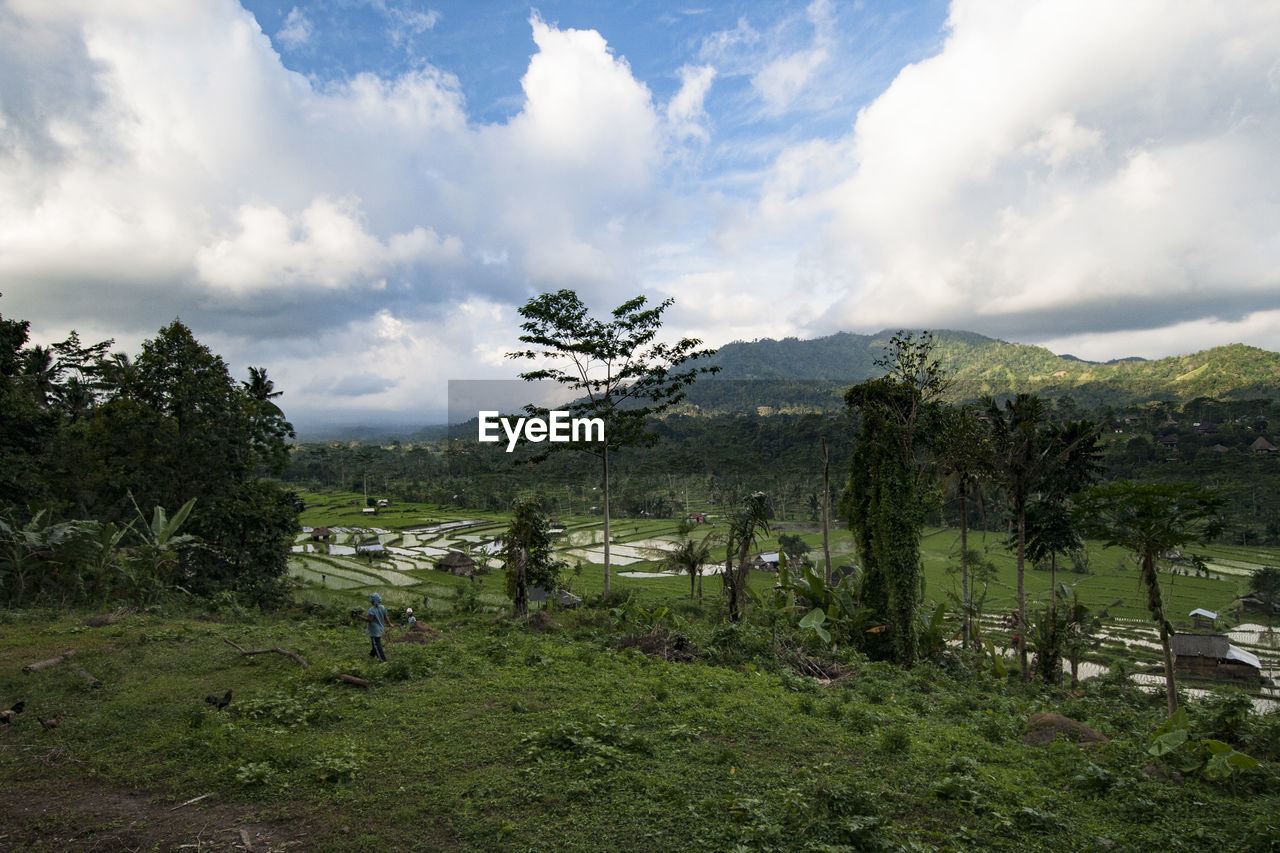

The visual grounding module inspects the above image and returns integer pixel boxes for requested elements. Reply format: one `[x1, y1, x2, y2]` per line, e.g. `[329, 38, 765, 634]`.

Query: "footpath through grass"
[1, 596, 1278, 852]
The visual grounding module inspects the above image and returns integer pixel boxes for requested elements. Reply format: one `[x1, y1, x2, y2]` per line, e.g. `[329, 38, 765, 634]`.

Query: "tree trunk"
[1145, 552, 1179, 716]
[1017, 500, 1029, 682]
[514, 546, 528, 618]
[959, 485, 969, 649]
[602, 447, 611, 598]
[821, 438, 833, 587]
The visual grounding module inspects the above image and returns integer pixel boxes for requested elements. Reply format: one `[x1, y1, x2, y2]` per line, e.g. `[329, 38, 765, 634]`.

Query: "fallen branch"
[23, 650, 76, 674]
[223, 638, 308, 668]
[334, 674, 372, 689]
[169, 792, 213, 811]
[239, 827, 254, 852]
[70, 664, 102, 688]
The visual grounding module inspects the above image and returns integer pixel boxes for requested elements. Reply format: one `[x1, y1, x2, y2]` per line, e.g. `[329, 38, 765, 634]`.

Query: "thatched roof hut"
[436, 549, 477, 577]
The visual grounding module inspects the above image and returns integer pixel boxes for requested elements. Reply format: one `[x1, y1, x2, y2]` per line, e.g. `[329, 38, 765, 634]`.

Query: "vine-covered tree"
[841, 331, 948, 665]
[508, 290, 718, 597]
[1077, 481, 1224, 715]
[504, 495, 564, 618]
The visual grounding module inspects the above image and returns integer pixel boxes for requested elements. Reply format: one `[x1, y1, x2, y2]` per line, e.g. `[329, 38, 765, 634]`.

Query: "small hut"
[355, 538, 385, 557]
[1189, 608, 1217, 630]
[436, 549, 477, 577]
[1172, 633, 1262, 682]
[310, 526, 332, 542]
[751, 552, 781, 572]
[1250, 436, 1277, 454]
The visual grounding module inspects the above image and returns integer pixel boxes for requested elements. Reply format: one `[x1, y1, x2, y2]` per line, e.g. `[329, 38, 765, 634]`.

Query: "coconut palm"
[666, 536, 714, 601]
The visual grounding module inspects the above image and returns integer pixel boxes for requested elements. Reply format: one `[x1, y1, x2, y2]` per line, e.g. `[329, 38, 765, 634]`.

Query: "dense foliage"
[0, 306, 299, 607]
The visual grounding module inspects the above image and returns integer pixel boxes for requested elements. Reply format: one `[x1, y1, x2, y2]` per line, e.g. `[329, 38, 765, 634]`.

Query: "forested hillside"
[696, 331, 1280, 411]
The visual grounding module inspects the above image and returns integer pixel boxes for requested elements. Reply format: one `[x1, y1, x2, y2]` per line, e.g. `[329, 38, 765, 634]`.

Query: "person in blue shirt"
[360, 592, 391, 661]
[404, 607, 416, 630]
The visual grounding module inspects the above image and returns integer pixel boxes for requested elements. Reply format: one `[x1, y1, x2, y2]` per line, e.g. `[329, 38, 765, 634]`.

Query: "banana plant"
[0, 511, 79, 607]
[124, 495, 198, 602]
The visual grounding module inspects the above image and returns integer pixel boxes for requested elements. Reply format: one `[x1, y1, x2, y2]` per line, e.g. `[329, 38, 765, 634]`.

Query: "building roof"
[1250, 436, 1277, 452]
[1189, 608, 1217, 620]
[1172, 633, 1228, 658]
[1172, 633, 1262, 670]
[437, 549, 475, 567]
[1225, 645, 1262, 669]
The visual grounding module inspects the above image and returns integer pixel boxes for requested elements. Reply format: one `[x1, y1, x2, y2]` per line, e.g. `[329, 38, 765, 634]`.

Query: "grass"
[1, 600, 1278, 851]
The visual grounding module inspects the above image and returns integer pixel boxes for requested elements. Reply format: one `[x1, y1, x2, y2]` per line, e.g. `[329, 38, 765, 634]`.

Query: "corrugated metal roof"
[1189, 608, 1217, 619]
[1225, 645, 1262, 669]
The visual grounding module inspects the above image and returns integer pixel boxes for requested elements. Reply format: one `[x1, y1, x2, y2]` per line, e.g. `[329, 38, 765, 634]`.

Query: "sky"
[2, 0, 1279, 429]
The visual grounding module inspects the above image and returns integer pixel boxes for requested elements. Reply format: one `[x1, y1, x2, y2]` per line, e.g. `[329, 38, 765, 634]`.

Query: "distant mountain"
[690, 330, 1280, 412]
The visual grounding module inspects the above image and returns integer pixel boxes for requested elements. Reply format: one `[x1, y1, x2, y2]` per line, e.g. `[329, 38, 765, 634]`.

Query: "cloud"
[329, 372, 398, 397]
[788, 0, 1280, 344]
[751, 0, 834, 114]
[194, 198, 463, 294]
[667, 64, 717, 142]
[277, 7, 311, 49]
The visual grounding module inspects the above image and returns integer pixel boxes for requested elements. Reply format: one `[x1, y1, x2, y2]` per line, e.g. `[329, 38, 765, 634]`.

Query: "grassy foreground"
[1, 594, 1278, 852]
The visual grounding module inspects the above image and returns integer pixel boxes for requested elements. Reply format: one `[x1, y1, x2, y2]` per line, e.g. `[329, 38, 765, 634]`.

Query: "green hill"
[694, 331, 1280, 411]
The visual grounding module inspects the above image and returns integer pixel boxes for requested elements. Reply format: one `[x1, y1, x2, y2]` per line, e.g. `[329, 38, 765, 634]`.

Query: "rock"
[1021, 712, 1109, 747]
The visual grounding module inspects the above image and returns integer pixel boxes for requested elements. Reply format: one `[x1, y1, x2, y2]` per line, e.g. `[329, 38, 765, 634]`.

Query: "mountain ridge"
[695, 330, 1280, 410]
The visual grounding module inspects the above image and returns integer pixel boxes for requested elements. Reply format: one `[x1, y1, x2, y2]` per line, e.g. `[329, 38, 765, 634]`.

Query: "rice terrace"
[6, 2, 1280, 849]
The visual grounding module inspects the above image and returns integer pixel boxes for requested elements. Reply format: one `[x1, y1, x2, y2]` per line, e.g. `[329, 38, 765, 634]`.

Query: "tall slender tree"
[508, 290, 717, 598]
[1077, 481, 1223, 715]
[934, 404, 990, 648]
[985, 395, 1099, 680]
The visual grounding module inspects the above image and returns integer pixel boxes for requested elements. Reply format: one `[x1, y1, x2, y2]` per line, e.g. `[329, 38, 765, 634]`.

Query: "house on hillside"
[1189, 608, 1217, 630]
[1172, 633, 1262, 682]
[436, 549, 477, 577]
[355, 538, 385, 557]
[310, 526, 332, 542]
[686, 512, 708, 524]
[751, 552, 781, 572]
[1250, 436, 1277, 454]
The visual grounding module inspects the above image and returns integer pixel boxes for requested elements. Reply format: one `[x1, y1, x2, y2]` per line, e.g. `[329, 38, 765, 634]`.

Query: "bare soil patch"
[0, 776, 328, 852]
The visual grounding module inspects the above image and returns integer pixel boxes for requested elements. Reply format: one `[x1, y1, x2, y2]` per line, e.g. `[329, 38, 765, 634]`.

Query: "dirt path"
[0, 777, 327, 852]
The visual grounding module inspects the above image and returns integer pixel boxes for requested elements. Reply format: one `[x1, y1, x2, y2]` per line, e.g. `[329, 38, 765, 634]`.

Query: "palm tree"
[986, 396, 1100, 680]
[666, 536, 714, 601]
[1078, 481, 1223, 716]
[723, 492, 770, 621]
[935, 404, 990, 648]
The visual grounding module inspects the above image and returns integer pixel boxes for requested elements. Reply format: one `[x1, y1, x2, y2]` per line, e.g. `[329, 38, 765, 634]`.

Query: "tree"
[504, 495, 563, 618]
[666, 535, 714, 601]
[508, 290, 717, 598]
[722, 491, 770, 622]
[1248, 565, 1280, 631]
[1077, 481, 1224, 716]
[986, 395, 1100, 680]
[776, 533, 811, 566]
[934, 403, 990, 648]
[841, 332, 948, 665]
